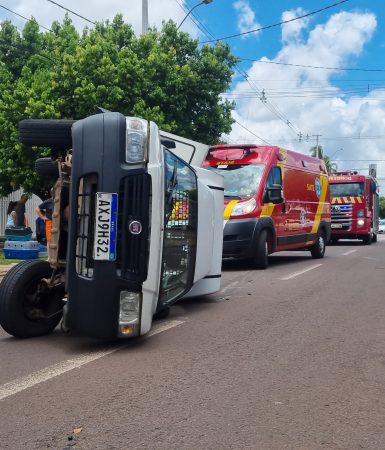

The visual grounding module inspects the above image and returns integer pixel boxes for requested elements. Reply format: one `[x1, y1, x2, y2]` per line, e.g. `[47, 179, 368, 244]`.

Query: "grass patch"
[0, 251, 26, 265]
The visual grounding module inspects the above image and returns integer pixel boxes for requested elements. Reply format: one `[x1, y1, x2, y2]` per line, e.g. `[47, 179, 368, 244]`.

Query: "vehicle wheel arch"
[253, 217, 277, 253]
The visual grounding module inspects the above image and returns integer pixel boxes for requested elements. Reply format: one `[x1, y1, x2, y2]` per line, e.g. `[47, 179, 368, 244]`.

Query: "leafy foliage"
[309, 144, 333, 173]
[379, 196, 385, 218]
[0, 16, 238, 195]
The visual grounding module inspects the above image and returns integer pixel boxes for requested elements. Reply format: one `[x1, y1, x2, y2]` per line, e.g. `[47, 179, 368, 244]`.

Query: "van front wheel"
[310, 231, 325, 259]
[0, 260, 64, 338]
[251, 230, 269, 269]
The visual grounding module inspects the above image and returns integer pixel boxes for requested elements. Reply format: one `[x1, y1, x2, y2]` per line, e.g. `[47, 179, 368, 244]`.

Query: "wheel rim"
[22, 279, 63, 322]
[319, 236, 325, 254]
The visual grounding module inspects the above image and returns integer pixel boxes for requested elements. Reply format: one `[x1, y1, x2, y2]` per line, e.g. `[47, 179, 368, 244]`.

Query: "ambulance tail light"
[231, 198, 256, 216]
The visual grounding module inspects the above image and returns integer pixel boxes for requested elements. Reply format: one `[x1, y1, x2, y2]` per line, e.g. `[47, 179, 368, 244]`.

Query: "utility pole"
[312, 134, 322, 158]
[142, 0, 148, 34]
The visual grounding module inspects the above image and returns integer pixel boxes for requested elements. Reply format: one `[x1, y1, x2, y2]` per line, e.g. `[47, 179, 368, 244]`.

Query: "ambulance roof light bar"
[333, 170, 359, 176]
[208, 144, 260, 158]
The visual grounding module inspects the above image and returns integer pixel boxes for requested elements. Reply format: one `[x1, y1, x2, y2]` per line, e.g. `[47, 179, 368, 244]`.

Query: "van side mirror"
[264, 184, 283, 204]
[161, 138, 176, 149]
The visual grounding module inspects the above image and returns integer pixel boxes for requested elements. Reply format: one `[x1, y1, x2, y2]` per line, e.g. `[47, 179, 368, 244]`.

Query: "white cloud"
[233, 0, 261, 36]
[228, 11, 385, 187]
[281, 7, 309, 43]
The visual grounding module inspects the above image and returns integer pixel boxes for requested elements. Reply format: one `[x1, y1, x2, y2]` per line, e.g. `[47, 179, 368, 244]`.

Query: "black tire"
[310, 230, 326, 259]
[362, 234, 371, 245]
[153, 306, 171, 320]
[371, 232, 377, 243]
[251, 229, 269, 269]
[0, 260, 64, 338]
[19, 119, 75, 149]
[35, 157, 59, 178]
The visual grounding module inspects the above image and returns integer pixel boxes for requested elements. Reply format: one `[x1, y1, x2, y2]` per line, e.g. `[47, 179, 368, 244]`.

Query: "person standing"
[6, 201, 17, 227]
[36, 195, 54, 242]
[15, 194, 29, 227]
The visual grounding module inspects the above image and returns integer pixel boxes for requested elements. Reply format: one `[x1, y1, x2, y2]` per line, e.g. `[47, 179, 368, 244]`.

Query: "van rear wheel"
[251, 229, 268, 269]
[19, 119, 75, 150]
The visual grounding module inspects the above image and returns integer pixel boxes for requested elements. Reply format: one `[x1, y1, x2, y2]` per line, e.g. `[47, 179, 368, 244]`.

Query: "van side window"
[266, 167, 282, 188]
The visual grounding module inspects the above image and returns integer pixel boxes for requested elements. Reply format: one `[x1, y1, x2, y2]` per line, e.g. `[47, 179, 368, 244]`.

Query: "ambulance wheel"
[362, 234, 371, 245]
[35, 157, 59, 178]
[310, 230, 325, 259]
[251, 229, 269, 269]
[0, 260, 64, 338]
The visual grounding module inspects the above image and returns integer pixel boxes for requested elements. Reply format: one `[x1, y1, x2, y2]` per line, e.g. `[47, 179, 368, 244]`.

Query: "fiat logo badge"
[128, 220, 142, 235]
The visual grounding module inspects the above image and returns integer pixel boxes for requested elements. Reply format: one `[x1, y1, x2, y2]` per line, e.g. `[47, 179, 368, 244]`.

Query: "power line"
[0, 4, 51, 31]
[0, 36, 58, 64]
[201, 0, 349, 43]
[173, 0, 275, 144]
[46, 0, 95, 25]
[233, 118, 271, 145]
[241, 59, 385, 73]
[175, 0, 216, 39]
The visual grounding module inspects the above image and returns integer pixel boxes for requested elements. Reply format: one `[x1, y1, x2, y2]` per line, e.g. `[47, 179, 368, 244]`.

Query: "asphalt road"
[1, 237, 385, 450]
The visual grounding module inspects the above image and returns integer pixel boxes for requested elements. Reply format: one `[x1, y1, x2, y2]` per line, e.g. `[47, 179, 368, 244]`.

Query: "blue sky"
[1, 0, 385, 188]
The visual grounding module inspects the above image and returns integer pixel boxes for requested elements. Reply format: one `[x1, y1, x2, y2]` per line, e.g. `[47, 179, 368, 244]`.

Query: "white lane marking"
[0, 319, 184, 402]
[342, 249, 357, 256]
[281, 264, 323, 281]
[219, 280, 239, 294]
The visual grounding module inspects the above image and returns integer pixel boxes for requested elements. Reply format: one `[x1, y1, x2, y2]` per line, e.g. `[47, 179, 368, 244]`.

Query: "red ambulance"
[203, 144, 331, 268]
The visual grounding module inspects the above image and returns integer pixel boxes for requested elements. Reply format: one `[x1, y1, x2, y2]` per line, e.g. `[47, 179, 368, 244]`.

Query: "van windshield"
[330, 182, 364, 197]
[207, 164, 265, 199]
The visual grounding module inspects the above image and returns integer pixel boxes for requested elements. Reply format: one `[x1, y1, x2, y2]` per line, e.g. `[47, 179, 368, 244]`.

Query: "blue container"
[38, 244, 48, 258]
[5, 226, 33, 241]
[4, 240, 40, 250]
[3, 248, 39, 259]
[6, 233, 33, 241]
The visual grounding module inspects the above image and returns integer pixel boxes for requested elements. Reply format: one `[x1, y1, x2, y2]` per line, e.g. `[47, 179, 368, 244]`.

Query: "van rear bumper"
[223, 218, 259, 258]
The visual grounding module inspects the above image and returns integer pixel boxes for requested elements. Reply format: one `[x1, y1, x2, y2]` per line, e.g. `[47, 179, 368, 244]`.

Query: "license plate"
[93, 192, 118, 261]
[331, 223, 343, 229]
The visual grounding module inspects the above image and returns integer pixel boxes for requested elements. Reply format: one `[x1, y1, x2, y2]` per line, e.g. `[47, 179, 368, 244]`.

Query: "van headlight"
[357, 209, 365, 218]
[231, 198, 256, 216]
[118, 291, 141, 337]
[357, 219, 365, 227]
[125, 117, 148, 164]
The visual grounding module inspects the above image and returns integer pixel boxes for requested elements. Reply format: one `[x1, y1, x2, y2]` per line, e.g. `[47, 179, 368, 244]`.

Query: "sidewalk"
[0, 263, 17, 280]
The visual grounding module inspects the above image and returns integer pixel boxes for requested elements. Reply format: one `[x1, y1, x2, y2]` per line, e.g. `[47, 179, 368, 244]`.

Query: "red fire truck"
[329, 171, 379, 244]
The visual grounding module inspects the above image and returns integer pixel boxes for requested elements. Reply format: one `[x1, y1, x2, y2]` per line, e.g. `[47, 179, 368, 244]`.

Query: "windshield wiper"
[224, 194, 242, 199]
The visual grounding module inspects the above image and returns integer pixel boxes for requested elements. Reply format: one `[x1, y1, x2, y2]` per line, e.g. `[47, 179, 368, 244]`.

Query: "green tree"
[379, 196, 385, 218]
[0, 16, 238, 196]
[309, 144, 332, 173]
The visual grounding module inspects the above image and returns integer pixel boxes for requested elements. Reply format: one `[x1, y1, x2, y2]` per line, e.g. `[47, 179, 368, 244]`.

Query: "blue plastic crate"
[4, 240, 40, 250]
[38, 244, 48, 258]
[5, 233, 33, 241]
[3, 248, 39, 260]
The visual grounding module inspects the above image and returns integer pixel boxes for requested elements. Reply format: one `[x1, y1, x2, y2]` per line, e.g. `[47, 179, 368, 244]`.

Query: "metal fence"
[0, 189, 42, 238]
